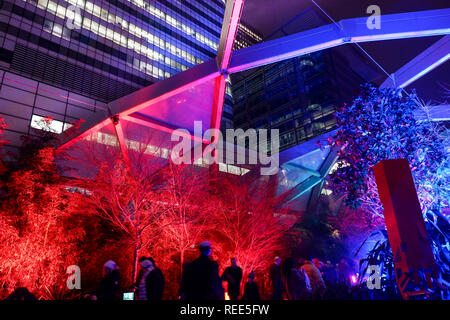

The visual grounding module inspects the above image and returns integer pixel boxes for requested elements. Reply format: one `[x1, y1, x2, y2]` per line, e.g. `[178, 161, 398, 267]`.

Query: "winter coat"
[179, 254, 224, 300]
[136, 267, 165, 300]
[285, 268, 311, 300]
[301, 261, 326, 295]
[97, 270, 120, 300]
[221, 266, 243, 299]
[242, 281, 260, 301]
[269, 263, 283, 299]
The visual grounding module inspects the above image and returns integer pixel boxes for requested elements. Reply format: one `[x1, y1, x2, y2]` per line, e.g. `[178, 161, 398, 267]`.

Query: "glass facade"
[230, 8, 382, 153]
[220, 23, 262, 131]
[0, 0, 224, 100]
[0, 0, 225, 153]
[0, 69, 108, 151]
[234, 23, 262, 50]
[231, 50, 369, 152]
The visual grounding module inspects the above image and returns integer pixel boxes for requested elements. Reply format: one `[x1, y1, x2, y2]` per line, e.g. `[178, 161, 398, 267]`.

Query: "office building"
[234, 22, 262, 50]
[220, 22, 262, 130]
[0, 0, 226, 154]
[230, 8, 383, 152]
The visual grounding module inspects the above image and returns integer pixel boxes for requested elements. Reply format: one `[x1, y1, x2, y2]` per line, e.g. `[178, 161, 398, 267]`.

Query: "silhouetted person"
[81, 293, 97, 300]
[179, 241, 224, 300]
[5, 287, 37, 301]
[282, 258, 311, 300]
[337, 258, 352, 288]
[135, 257, 165, 300]
[97, 260, 120, 300]
[221, 258, 243, 300]
[270, 256, 283, 300]
[322, 260, 338, 287]
[313, 258, 325, 271]
[300, 258, 326, 300]
[242, 271, 260, 301]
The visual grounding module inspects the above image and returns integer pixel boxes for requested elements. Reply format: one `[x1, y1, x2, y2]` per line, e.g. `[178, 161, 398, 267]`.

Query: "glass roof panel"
[57, 120, 120, 179]
[132, 75, 216, 134]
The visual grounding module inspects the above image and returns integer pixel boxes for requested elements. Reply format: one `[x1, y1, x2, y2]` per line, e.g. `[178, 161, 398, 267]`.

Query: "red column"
[374, 159, 435, 271]
[373, 159, 437, 298]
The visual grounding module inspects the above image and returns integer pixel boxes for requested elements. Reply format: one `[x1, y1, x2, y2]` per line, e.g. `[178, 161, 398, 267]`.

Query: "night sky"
[240, 0, 450, 103]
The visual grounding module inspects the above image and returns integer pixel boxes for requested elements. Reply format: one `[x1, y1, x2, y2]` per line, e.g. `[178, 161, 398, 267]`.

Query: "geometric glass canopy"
[56, 0, 450, 189]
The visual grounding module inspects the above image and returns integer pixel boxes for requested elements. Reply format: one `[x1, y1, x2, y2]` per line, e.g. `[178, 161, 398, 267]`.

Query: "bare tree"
[209, 173, 290, 289]
[156, 162, 210, 275]
[66, 127, 170, 283]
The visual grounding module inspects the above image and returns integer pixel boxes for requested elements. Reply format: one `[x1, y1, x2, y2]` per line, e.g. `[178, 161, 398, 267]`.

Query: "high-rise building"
[230, 8, 383, 152]
[0, 0, 226, 154]
[220, 22, 262, 131]
[234, 23, 262, 50]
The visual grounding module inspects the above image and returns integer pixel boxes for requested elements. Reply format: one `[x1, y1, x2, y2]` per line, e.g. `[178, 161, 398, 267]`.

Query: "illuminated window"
[218, 162, 228, 172]
[37, 0, 49, 10]
[47, 1, 57, 13]
[227, 164, 242, 175]
[30, 115, 65, 134]
[33, 0, 211, 78]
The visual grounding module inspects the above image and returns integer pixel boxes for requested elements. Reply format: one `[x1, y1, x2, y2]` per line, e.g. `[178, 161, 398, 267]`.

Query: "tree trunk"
[43, 221, 51, 249]
[132, 237, 139, 284]
[180, 248, 185, 276]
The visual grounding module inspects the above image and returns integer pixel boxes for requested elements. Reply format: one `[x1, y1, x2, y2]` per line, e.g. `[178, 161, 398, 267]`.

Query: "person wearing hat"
[5, 287, 37, 301]
[179, 241, 224, 300]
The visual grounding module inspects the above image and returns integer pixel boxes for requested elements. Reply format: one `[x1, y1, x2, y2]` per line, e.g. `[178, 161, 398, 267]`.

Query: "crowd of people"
[90, 241, 360, 301]
[272, 256, 357, 300]
[4, 240, 361, 301]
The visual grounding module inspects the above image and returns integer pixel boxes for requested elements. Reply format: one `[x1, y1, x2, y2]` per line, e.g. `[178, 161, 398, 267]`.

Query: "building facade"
[234, 22, 262, 50]
[0, 0, 226, 154]
[230, 9, 382, 152]
[232, 50, 376, 152]
[219, 22, 262, 131]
